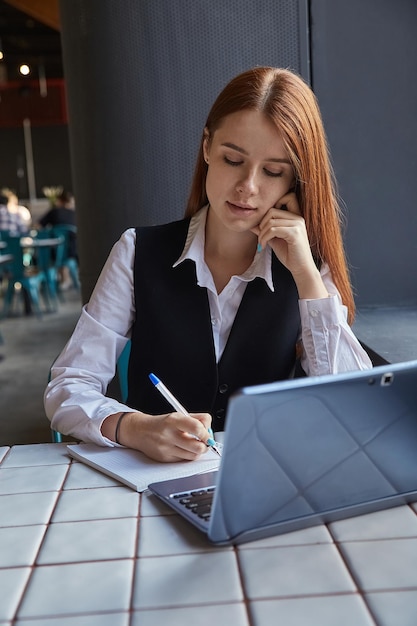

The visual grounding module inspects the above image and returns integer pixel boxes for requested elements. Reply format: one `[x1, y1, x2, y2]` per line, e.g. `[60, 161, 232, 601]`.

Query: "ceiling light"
[19, 64, 31, 76]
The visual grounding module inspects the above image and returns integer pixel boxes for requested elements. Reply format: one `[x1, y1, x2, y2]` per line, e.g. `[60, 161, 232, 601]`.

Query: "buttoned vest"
[127, 218, 301, 430]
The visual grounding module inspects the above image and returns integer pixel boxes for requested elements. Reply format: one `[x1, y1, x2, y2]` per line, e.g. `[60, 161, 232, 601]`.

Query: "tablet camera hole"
[381, 372, 394, 386]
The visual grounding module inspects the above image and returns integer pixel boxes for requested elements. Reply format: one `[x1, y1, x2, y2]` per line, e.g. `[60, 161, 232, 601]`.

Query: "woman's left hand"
[252, 190, 314, 274]
[252, 190, 328, 299]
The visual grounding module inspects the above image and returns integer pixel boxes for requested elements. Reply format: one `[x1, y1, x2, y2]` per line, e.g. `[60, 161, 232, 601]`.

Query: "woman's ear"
[202, 128, 210, 164]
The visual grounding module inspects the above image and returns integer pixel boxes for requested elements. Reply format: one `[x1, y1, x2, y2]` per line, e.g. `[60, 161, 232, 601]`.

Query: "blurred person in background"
[1, 189, 32, 230]
[38, 190, 78, 289]
[0, 193, 28, 235]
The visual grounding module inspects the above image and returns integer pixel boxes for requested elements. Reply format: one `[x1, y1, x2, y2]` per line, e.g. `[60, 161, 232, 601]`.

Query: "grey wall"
[310, 0, 417, 307]
[60, 0, 416, 308]
[59, 0, 309, 301]
[0, 125, 72, 200]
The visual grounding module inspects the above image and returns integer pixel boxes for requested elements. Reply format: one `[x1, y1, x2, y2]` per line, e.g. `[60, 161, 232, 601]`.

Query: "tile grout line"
[9, 457, 72, 624]
[326, 522, 379, 625]
[234, 546, 256, 626]
[127, 490, 143, 624]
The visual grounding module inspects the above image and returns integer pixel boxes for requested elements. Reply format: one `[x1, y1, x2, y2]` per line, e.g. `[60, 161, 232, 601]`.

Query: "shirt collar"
[173, 205, 274, 292]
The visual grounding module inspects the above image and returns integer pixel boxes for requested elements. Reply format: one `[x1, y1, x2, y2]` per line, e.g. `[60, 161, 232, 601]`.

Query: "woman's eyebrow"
[221, 142, 247, 154]
[221, 142, 291, 164]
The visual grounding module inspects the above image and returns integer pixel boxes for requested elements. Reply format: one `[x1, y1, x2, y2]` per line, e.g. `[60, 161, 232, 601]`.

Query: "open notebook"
[67, 443, 221, 492]
[149, 360, 417, 545]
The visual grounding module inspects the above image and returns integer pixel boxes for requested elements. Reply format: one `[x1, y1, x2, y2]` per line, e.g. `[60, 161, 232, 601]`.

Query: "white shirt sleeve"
[299, 263, 372, 375]
[44, 229, 137, 445]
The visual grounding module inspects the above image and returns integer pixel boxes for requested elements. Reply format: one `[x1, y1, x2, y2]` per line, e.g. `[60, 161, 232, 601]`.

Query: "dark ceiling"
[0, 0, 63, 83]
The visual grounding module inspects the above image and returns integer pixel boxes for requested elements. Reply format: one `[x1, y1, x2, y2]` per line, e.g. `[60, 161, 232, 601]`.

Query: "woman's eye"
[224, 156, 243, 167]
[264, 169, 283, 178]
[222, 156, 284, 177]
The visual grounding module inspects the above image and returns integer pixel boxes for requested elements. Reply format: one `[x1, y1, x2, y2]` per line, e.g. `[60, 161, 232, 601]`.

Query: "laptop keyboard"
[171, 487, 216, 521]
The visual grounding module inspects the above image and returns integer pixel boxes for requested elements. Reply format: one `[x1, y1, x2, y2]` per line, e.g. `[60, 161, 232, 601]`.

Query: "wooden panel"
[4, 0, 60, 30]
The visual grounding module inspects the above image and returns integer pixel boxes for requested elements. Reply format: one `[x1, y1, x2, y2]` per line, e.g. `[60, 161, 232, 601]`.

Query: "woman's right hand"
[102, 410, 213, 462]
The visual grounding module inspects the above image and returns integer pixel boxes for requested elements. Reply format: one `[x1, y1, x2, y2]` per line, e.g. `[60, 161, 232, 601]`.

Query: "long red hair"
[186, 67, 355, 323]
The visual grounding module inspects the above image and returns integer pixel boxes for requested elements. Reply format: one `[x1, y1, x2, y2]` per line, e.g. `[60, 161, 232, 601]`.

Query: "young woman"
[45, 67, 372, 462]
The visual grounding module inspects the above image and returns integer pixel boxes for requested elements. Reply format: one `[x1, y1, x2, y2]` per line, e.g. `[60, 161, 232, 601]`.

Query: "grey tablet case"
[149, 360, 417, 545]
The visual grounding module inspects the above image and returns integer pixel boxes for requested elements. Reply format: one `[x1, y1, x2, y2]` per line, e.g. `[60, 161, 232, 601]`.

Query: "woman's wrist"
[293, 266, 329, 300]
[114, 413, 127, 444]
[101, 411, 136, 445]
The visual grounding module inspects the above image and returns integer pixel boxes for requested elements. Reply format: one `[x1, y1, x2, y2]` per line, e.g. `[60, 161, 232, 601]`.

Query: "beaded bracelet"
[115, 413, 127, 445]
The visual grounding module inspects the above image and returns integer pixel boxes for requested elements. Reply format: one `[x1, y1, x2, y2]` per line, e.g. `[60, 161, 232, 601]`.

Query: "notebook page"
[67, 443, 221, 492]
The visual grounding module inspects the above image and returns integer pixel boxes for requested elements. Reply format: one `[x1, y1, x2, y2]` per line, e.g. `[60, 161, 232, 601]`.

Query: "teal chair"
[51, 429, 63, 443]
[51, 225, 80, 291]
[35, 230, 65, 310]
[117, 340, 131, 403]
[0, 232, 50, 318]
[51, 340, 131, 443]
[0, 236, 13, 341]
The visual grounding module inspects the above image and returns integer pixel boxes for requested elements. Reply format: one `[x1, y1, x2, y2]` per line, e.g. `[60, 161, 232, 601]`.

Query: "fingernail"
[208, 427, 214, 436]
[207, 437, 216, 447]
[257, 242, 262, 253]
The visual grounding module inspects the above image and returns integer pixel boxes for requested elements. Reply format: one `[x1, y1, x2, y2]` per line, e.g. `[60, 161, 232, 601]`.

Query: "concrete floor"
[0, 288, 82, 446]
[1, 282, 416, 447]
[353, 306, 417, 365]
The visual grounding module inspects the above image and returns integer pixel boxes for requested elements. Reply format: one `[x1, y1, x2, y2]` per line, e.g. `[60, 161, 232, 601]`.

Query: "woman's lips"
[227, 201, 256, 213]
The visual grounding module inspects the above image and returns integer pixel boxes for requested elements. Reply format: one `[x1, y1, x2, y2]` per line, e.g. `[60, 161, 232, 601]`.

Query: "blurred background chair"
[35, 230, 65, 310]
[0, 231, 51, 318]
[117, 340, 131, 404]
[51, 225, 80, 292]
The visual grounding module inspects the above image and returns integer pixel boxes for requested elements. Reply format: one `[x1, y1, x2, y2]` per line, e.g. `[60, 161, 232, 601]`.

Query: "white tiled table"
[1, 443, 417, 625]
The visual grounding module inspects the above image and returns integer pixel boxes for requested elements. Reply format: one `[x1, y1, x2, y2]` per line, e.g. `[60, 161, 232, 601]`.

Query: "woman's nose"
[237, 169, 258, 195]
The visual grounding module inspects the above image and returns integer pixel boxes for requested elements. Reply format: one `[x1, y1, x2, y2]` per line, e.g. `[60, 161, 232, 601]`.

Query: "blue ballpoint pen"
[148, 373, 222, 457]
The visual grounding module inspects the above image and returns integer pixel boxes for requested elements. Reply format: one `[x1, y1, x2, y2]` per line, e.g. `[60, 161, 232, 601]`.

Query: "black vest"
[127, 218, 301, 430]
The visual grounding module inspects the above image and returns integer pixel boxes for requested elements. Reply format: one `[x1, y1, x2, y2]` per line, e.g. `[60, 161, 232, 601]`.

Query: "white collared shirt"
[174, 206, 274, 359]
[45, 208, 372, 445]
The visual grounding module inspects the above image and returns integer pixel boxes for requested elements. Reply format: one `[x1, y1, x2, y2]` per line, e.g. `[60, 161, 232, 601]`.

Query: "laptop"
[149, 360, 417, 545]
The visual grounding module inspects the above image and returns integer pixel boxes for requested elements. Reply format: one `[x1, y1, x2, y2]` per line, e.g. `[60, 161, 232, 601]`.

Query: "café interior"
[0, 1, 416, 624]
